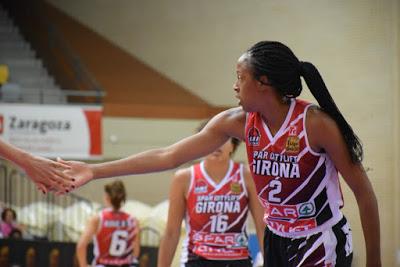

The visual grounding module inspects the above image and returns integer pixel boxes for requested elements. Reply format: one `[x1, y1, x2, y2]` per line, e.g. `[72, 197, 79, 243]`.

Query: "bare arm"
[0, 138, 74, 193]
[243, 166, 265, 256]
[157, 169, 189, 267]
[63, 108, 246, 189]
[308, 109, 381, 267]
[76, 215, 99, 267]
[133, 220, 140, 259]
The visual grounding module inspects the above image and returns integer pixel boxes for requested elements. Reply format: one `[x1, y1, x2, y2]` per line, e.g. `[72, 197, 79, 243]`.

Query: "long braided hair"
[244, 41, 363, 163]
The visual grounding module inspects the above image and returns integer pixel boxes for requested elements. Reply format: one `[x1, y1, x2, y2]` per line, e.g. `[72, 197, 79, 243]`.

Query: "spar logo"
[247, 127, 260, 146]
[234, 233, 248, 247]
[0, 115, 3, 134]
[298, 202, 315, 217]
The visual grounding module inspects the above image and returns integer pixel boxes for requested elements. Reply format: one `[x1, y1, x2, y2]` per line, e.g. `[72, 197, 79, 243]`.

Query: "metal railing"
[0, 159, 98, 241]
[0, 85, 106, 104]
[0, 160, 162, 247]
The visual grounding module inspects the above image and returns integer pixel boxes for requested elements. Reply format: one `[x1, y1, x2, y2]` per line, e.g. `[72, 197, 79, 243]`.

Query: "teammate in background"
[76, 180, 140, 267]
[158, 123, 265, 267]
[0, 138, 74, 193]
[60, 41, 381, 267]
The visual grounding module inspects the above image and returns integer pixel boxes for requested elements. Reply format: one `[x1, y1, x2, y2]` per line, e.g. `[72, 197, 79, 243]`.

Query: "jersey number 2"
[109, 230, 128, 256]
[268, 180, 282, 203]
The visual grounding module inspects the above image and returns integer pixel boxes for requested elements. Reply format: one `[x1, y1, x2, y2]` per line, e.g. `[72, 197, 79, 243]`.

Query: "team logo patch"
[248, 127, 260, 146]
[234, 233, 248, 247]
[288, 125, 297, 136]
[285, 136, 299, 153]
[298, 202, 315, 217]
[0, 115, 3, 135]
[230, 182, 242, 194]
[194, 180, 208, 194]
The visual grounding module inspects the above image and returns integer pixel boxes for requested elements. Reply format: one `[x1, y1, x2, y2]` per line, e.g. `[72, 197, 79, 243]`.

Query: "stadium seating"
[0, 6, 66, 104]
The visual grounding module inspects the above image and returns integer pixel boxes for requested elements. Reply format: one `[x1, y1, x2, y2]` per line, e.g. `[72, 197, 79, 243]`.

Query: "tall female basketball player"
[59, 41, 381, 267]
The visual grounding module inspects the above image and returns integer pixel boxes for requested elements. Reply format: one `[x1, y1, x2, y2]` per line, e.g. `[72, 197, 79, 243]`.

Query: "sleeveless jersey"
[245, 99, 344, 238]
[93, 208, 138, 266]
[181, 160, 250, 262]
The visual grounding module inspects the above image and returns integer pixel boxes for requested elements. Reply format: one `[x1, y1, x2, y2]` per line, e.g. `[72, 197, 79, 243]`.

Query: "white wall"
[47, 0, 399, 266]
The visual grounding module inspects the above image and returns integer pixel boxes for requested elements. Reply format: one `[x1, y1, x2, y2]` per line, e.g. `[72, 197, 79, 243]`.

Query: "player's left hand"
[54, 158, 94, 195]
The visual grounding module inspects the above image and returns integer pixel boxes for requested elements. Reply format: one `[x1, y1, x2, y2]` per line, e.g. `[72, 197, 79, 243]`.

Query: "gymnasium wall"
[45, 0, 400, 266]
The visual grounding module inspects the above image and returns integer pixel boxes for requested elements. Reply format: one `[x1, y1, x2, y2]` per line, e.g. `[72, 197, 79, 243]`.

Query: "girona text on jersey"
[252, 151, 300, 178]
[245, 99, 344, 238]
[181, 160, 250, 263]
[195, 194, 241, 214]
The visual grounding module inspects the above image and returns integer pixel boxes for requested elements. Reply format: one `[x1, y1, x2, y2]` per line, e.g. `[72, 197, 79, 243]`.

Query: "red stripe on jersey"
[93, 209, 138, 265]
[245, 99, 344, 238]
[182, 160, 250, 261]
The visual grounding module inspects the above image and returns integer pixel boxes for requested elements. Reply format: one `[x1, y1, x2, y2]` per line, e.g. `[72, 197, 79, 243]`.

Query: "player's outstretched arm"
[60, 108, 246, 192]
[0, 138, 74, 193]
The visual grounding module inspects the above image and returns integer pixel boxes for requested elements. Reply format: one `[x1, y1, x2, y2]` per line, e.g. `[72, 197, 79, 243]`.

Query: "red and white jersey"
[181, 160, 250, 263]
[93, 208, 138, 266]
[245, 99, 344, 238]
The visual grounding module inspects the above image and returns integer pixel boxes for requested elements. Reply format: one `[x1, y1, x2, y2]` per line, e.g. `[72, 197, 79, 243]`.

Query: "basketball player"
[76, 180, 140, 267]
[158, 127, 265, 267]
[0, 138, 74, 193]
[60, 41, 381, 266]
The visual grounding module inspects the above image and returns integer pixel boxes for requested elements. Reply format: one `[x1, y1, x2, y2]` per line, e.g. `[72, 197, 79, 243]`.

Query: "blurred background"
[0, 0, 398, 266]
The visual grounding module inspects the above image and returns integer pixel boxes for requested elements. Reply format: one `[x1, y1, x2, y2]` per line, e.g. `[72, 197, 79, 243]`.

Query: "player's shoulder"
[174, 166, 191, 179]
[89, 213, 101, 226]
[172, 166, 192, 188]
[209, 107, 246, 126]
[306, 105, 337, 131]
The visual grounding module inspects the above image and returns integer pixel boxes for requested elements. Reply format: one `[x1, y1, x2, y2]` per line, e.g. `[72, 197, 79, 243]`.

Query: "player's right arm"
[133, 219, 141, 260]
[76, 215, 99, 267]
[61, 108, 246, 191]
[157, 168, 189, 267]
[0, 138, 74, 193]
[243, 166, 265, 256]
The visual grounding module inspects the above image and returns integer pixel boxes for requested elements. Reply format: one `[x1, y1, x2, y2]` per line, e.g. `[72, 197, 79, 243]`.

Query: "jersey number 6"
[109, 230, 128, 256]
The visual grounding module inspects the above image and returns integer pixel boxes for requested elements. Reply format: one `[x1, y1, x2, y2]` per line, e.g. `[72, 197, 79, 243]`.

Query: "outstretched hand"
[55, 158, 94, 194]
[21, 154, 75, 194]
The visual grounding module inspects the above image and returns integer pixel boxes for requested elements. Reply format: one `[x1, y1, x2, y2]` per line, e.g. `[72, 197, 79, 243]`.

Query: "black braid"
[245, 41, 363, 162]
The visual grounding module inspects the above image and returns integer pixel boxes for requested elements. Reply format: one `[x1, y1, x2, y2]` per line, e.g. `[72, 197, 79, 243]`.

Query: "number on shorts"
[210, 214, 228, 233]
[109, 230, 128, 256]
[268, 180, 282, 202]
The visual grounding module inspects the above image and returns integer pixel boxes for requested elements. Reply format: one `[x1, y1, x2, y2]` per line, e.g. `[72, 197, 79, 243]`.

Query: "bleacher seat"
[1, 82, 21, 102]
[0, 6, 66, 105]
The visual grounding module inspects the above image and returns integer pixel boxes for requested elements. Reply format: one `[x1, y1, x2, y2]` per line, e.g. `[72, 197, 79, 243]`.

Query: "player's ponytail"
[299, 61, 363, 162]
[246, 41, 363, 162]
[104, 180, 126, 210]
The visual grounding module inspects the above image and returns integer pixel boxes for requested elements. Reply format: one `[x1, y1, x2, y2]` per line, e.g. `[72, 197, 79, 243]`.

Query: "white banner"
[0, 103, 102, 159]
